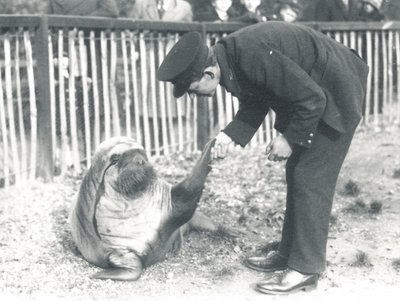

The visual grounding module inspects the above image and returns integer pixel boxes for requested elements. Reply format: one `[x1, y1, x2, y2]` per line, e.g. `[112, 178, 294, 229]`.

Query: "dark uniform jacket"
[383, 0, 400, 20]
[47, 0, 119, 17]
[193, 1, 241, 22]
[214, 22, 369, 147]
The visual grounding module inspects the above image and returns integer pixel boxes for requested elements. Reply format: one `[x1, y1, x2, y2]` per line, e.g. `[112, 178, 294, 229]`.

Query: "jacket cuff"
[222, 119, 258, 147]
[283, 125, 316, 149]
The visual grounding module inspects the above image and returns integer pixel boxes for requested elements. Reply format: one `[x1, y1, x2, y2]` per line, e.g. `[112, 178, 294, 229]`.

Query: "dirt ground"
[0, 126, 400, 301]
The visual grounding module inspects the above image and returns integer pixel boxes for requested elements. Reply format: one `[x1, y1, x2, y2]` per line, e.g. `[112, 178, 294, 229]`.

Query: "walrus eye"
[110, 153, 121, 165]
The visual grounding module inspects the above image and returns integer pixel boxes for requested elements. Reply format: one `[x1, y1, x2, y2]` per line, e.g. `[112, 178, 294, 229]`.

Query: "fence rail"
[1, 15, 400, 187]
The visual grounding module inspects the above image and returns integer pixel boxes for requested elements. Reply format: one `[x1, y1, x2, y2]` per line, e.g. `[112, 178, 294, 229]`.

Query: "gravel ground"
[1, 127, 400, 301]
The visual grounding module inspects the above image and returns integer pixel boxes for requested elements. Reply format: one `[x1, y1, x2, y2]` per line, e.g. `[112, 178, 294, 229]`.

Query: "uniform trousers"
[278, 121, 358, 274]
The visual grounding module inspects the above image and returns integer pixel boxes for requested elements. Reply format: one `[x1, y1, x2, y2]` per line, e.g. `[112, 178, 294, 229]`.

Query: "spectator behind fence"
[128, 0, 193, 151]
[272, 0, 302, 22]
[47, 0, 119, 160]
[193, 0, 242, 22]
[358, 0, 384, 21]
[129, 0, 192, 21]
[305, 0, 362, 21]
[47, 0, 119, 17]
[116, 0, 136, 17]
[382, 0, 400, 20]
[228, 0, 269, 23]
[260, 0, 279, 14]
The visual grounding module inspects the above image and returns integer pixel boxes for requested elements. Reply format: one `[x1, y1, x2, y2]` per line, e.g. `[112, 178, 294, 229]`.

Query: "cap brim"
[173, 82, 190, 98]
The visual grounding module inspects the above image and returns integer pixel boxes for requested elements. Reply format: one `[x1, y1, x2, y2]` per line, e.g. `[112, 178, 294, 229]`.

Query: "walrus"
[70, 136, 237, 281]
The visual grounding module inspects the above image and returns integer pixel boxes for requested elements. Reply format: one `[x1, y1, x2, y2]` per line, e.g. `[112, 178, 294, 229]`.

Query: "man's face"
[187, 66, 221, 98]
[280, 7, 298, 23]
[241, 0, 261, 12]
[212, 0, 232, 12]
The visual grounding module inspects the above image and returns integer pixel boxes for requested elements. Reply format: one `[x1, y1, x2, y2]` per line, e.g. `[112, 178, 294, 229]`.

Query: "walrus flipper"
[91, 268, 142, 281]
[91, 249, 143, 281]
[189, 211, 245, 238]
[70, 168, 111, 268]
[170, 139, 215, 224]
[172, 139, 215, 195]
[187, 138, 216, 189]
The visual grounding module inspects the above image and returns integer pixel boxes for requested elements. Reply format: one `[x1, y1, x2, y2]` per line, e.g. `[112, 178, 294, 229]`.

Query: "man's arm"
[244, 44, 327, 148]
[222, 98, 270, 147]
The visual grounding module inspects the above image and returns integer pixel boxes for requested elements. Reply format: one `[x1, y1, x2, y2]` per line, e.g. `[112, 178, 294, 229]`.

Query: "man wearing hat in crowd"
[274, 0, 302, 22]
[157, 22, 368, 295]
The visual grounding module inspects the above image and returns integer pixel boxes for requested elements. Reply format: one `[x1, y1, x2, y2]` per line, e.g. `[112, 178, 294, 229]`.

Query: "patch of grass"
[343, 199, 367, 214]
[200, 258, 215, 266]
[343, 200, 383, 216]
[237, 214, 247, 225]
[349, 250, 373, 268]
[51, 206, 77, 254]
[393, 169, 400, 179]
[392, 258, 400, 271]
[248, 206, 260, 214]
[343, 180, 361, 197]
[213, 266, 234, 278]
[265, 210, 284, 228]
[368, 201, 383, 214]
[329, 214, 338, 226]
[213, 225, 238, 241]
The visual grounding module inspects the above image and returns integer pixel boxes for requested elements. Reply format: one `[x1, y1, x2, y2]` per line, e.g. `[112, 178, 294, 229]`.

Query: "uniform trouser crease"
[278, 121, 357, 274]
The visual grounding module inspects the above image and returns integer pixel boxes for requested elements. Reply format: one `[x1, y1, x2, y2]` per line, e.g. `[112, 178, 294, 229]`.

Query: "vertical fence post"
[196, 23, 210, 150]
[35, 15, 54, 180]
[196, 99, 209, 150]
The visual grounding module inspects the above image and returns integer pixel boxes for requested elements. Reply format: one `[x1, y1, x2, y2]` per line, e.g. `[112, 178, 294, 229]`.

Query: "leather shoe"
[255, 268, 318, 295]
[244, 251, 287, 272]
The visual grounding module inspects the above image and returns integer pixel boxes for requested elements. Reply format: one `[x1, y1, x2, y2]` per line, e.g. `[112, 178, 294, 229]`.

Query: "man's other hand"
[211, 132, 233, 160]
[265, 135, 292, 161]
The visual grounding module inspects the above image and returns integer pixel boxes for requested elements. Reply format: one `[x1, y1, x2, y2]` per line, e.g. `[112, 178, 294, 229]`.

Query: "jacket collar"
[214, 43, 242, 98]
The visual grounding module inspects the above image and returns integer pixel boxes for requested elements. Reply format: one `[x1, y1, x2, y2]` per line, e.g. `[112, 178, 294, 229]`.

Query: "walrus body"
[70, 137, 226, 281]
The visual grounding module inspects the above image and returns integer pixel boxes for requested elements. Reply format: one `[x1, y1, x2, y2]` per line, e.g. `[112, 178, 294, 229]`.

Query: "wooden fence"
[1, 16, 400, 187]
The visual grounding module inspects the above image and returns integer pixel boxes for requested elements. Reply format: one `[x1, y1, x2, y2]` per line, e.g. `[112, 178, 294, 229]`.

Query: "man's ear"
[203, 65, 218, 79]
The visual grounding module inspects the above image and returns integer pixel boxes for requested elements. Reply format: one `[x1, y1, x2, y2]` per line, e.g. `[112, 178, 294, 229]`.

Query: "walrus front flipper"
[189, 211, 245, 238]
[170, 139, 216, 225]
[188, 138, 216, 187]
[91, 250, 143, 281]
[91, 268, 141, 281]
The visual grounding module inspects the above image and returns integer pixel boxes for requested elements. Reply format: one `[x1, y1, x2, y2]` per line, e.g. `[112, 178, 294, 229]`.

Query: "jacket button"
[307, 140, 312, 144]
[309, 133, 314, 137]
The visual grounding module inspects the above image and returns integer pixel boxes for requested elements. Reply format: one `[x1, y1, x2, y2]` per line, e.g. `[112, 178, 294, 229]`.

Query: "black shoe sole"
[243, 259, 287, 273]
[255, 283, 318, 295]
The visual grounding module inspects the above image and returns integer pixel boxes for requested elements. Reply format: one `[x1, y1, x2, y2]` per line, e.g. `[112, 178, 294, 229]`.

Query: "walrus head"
[95, 137, 157, 198]
[111, 148, 156, 197]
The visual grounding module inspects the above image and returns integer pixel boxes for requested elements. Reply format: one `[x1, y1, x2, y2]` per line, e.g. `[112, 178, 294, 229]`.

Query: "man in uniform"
[157, 22, 368, 294]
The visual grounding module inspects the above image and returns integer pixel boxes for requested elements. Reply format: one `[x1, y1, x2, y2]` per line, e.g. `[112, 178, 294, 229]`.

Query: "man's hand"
[265, 135, 292, 161]
[211, 132, 233, 160]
